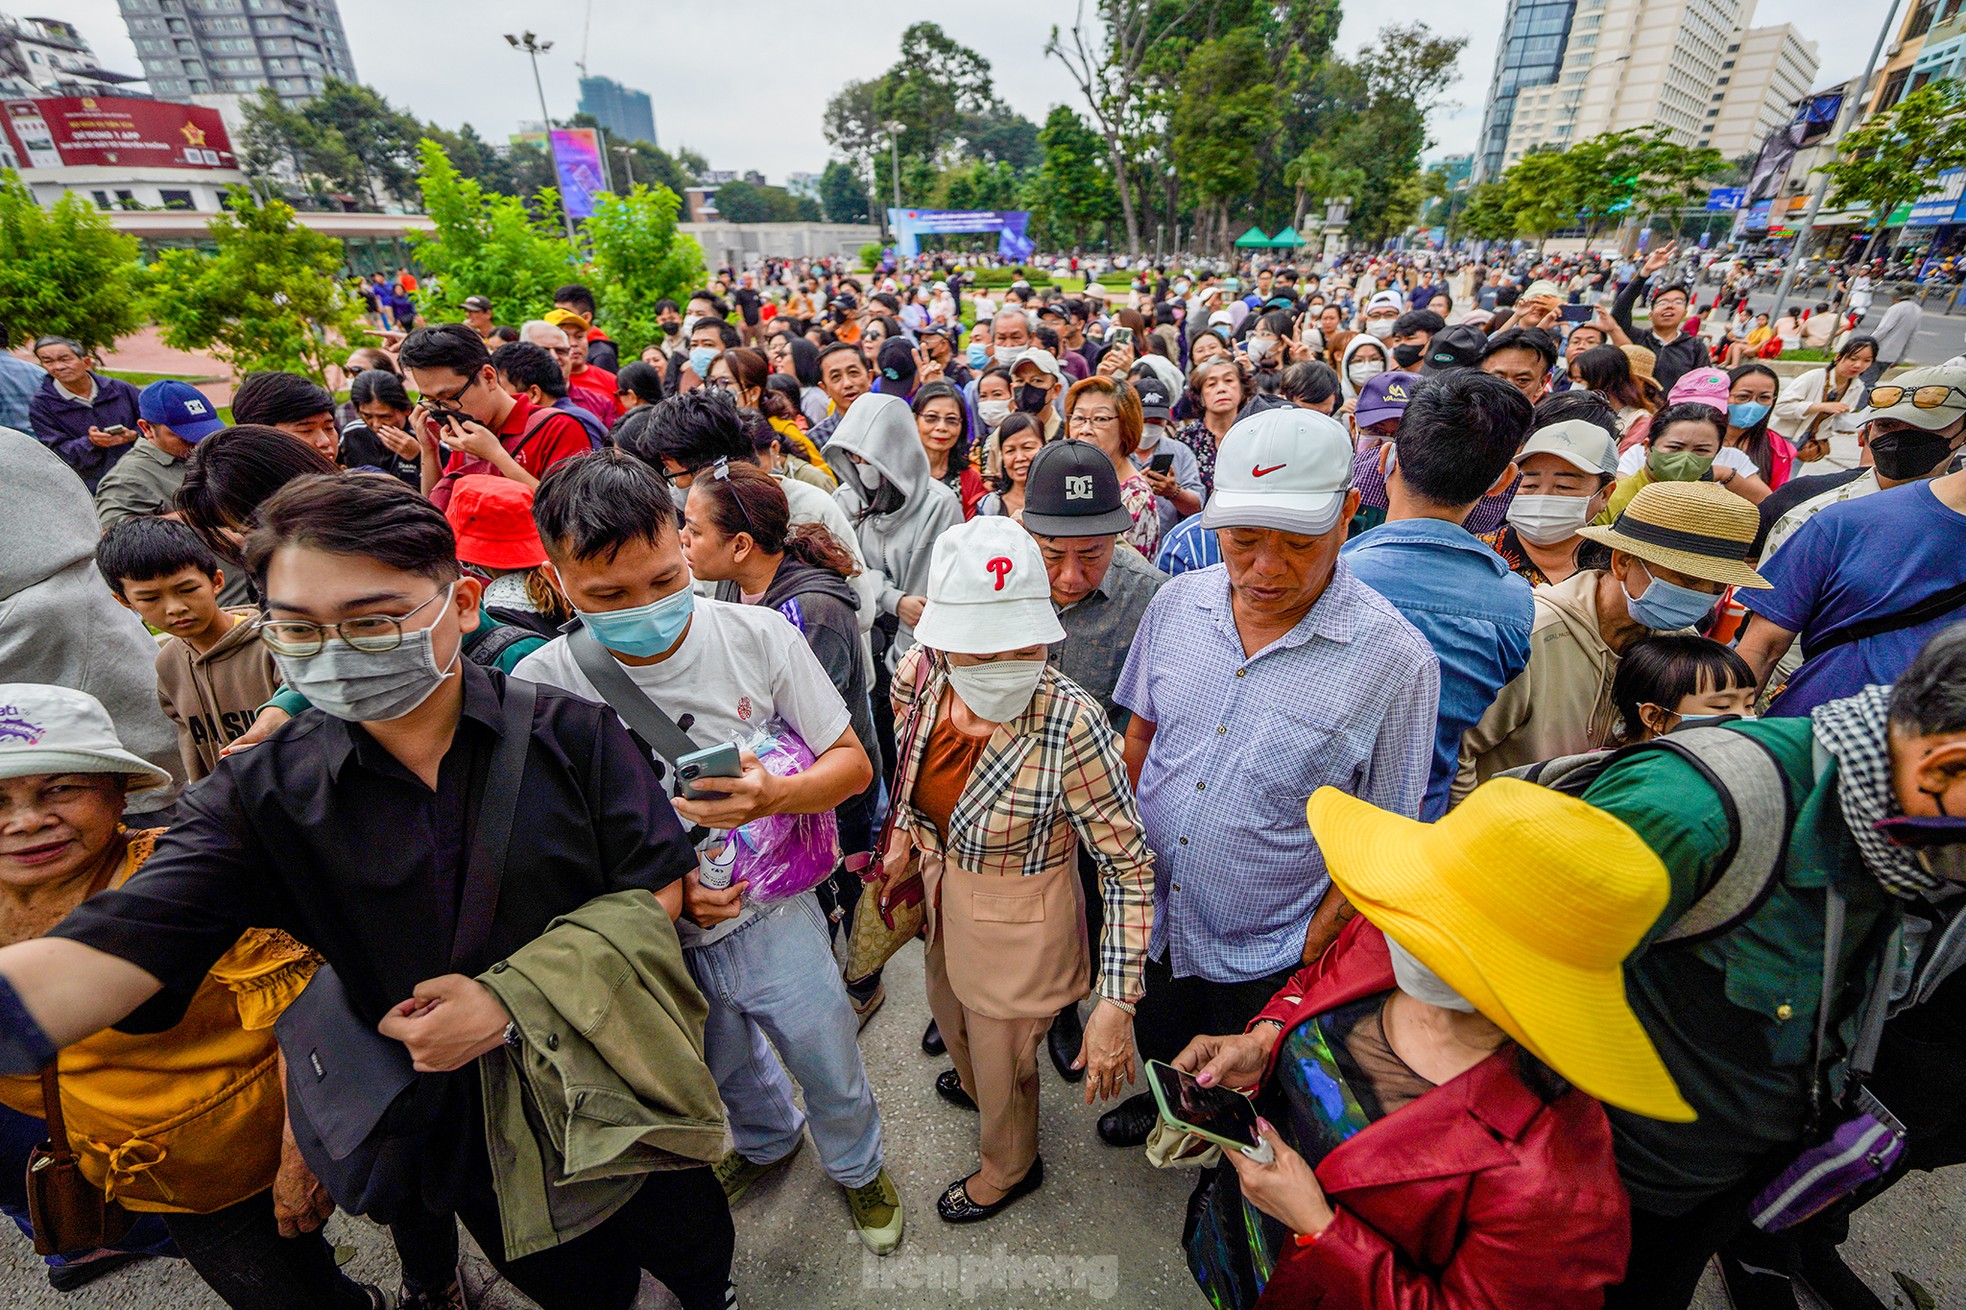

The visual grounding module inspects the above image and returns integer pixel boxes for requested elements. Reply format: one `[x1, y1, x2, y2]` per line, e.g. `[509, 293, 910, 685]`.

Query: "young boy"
[96, 517, 279, 781]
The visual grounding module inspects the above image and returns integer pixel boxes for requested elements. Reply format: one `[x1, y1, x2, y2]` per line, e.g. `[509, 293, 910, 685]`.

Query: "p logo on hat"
[986, 556, 1014, 590]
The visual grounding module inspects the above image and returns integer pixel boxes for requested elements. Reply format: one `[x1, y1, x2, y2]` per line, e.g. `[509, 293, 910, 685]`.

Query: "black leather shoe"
[1097, 1092, 1159, 1147]
[921, 1018, 945, 1056]
[937, 1156, 1044, 1223]
[1048, 1004, 1085, 1083]
[934, 1068, 977, 1111]
[1796, 1237, 1890, 1310]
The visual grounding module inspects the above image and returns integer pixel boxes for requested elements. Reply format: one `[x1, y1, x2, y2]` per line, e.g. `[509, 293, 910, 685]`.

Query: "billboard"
[0, 95, 235, 171]
[1907, 168, 1966, 228]
[549, 128, 609, 220]
[1706, 187, 1747, 212]
[886, 208, 1033, 259]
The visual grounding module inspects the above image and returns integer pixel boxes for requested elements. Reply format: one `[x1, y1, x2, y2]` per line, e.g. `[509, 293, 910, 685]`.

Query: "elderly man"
[543, 310, 619, 426]
[1095, 407, 1439, 1146]
[990, 307, 1034, 368]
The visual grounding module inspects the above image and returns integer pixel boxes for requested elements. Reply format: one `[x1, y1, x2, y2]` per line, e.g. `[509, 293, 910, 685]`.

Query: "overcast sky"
[50, 0, 1872, 183]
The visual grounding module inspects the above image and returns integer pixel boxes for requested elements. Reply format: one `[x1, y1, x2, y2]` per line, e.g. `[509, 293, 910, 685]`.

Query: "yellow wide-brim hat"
[1308, 779, 1695, 1123]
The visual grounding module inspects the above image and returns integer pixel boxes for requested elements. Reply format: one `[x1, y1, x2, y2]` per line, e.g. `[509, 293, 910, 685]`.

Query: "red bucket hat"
[445, 474, 546, 571]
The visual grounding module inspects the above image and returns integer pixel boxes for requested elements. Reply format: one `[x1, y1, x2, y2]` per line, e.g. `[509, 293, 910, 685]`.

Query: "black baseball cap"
[461, 295, 492, 313]
[1422, 324, 1487, 375]
[1131, 372, 1173, 421]
[1021, 440, 1135, 538]
[877, 337, 917, 384]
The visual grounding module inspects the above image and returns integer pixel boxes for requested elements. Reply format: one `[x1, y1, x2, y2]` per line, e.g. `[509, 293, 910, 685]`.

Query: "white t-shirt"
[1617, 444, 1758, 479]
[514, 597, 852, 946]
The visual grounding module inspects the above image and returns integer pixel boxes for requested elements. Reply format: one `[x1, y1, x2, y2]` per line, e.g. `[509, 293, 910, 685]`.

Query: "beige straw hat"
[1579, 480, 1770, 590]
[1620, 344, 1658, 385]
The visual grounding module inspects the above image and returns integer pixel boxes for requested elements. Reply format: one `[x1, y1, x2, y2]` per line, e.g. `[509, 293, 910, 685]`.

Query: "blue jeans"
[686, 892, 885, 1187]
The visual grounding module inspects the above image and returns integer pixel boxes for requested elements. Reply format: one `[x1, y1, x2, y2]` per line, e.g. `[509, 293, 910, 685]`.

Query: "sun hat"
[1850, 363, 1966, 429]
[138, 379, 225, 443]
[1578, 480, 1770, 589]
[1022, 440, 1135, 538]
[543, 308, 591, 335]
[1308, 779, 1693, 1123]
[1201, 407, 1355, 536]
[1518, 418, 1620, 477]
[1354, 370, 1420, 428]
[911, 517, 1066, 655]
[0, 685, 174, 790]
[444, 474, 546, 571]
[1620, 345, 1658, 385]
[1667, 368, 1730, 415]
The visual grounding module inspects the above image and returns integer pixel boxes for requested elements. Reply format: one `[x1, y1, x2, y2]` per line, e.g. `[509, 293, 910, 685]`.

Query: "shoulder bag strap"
[1651, 727, 1795, 945]
[450, 677, 535, 973]
[1807, 883, 1849, 1128]
[565, 623, 701, 769]
[38, 1062, 72, 1159]
[1800, 578, 1966, 664]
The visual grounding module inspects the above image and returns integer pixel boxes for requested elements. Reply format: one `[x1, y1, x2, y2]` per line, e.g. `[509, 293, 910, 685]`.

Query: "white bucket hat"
[0, 685, 174, 789]
[910, 517, 1066, 655]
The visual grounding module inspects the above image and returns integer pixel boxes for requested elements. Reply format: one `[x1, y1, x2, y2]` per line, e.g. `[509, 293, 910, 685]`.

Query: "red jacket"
[1248, 919, 1631, 1309]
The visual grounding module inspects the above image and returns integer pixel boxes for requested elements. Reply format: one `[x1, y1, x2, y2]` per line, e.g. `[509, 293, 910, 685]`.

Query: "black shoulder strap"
[1801, 578, 1966, 663]
[566, 623, 701, 768]
[462, 621, 535, 669]
[451, 677, 534, 972]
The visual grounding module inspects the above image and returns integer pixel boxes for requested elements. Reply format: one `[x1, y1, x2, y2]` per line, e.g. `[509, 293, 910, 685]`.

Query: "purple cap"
[1354, 370, 1421, 428]
[137, 380, 225, 442]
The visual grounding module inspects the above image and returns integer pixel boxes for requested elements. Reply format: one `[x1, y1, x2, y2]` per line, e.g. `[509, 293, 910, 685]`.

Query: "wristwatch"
[502, 1021, 521, 1050]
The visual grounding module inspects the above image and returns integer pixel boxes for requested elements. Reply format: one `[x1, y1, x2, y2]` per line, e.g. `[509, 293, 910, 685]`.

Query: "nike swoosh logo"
[1252, 464, 1286, 477]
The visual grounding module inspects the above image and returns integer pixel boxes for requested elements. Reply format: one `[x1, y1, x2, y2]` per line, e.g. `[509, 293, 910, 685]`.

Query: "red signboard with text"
[0, 95, 236, 171]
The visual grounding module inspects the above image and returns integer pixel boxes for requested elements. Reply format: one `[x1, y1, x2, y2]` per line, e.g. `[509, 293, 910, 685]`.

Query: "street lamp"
[885, 120, 906, 210]
[505, 31, 578, 245]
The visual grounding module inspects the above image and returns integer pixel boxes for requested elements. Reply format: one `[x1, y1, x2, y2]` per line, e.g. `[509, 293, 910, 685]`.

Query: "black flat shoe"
[46, 1251, 149, 1293]
[937, 1157, 1044, 1224]
[1048, 1004, 1085, 1083]
[1097, 1092, 1158, 1147]
[921, 1018, 945, 1056]
[934, 1068, 977, 1111]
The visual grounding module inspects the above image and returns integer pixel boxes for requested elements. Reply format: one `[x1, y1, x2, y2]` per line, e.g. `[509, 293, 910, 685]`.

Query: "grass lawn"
[102, 367, 226, 387]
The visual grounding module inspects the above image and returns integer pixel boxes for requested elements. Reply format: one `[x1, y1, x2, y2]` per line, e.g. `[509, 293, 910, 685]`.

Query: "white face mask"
[947, 657, 1045, 723]
[1505, 492, 1594, 546]
[1347, 359, 1385, 386]
[994, 346, 1026, 370]
[1247, 335, 1277, 364]
[1365, 318, 1396, 340]
[1386, 936, 1476, 1013]
[977, 398, 1012, 428]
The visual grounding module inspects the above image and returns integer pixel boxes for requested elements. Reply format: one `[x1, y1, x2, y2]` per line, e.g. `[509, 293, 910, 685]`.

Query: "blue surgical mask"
[966, 342, 990, 370]
[1624, 563, 1718, 631]
[689, 347, 719, 378]
[1728, 401, 1770, 429]
[576, 585, 695, 659]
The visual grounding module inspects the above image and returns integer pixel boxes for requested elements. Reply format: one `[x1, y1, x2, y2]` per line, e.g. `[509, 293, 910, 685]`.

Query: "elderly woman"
[1173, 780, 1688, 1309]
[0, 684, 386, 1308]
[1173, 357, 1247, 494]
[885, 518, 1154, 1223]
[1063, 376, 1159, 556]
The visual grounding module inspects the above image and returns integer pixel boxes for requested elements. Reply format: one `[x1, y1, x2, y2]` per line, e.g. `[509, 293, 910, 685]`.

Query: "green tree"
[306, 79, 425, 208]
[711, 180, 819, 223]
[584, 185, 704, 358]
[1563, 128, 1722, 238]
[1457, 180, 1517, 241]
[1498, 147, 1577, 243]
[406, 140, 573, 323]
[1171, 30, 1281, 254]
[818, 160, 871, 224]
[1819, 79, 1966, 260]
[141, 190, 365, 383]
[1030, 106, 1117, 248]
[237, 87, 342, 207]
[0, 174, 144, 352]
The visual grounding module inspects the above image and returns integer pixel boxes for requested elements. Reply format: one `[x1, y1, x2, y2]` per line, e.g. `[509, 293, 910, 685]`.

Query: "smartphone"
[1108, 325, 1134, 350]
[1146, 1060, 1273, 1162]
[1560, 303, 1592, 323]
[676, 741, 743, 801]
[1148, 451, 1177, 474]
[101, 424, 132, 436]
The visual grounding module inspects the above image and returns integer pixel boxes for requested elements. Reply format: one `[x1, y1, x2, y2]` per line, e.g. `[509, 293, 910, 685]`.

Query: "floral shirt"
[1172, 419, 1221, 494]
[1120, 472, 1161, 557]
[1479, 524, 1612, 588]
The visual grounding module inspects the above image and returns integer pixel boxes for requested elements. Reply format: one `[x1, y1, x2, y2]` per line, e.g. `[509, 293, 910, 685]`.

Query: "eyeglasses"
[1864, 383, 1966, 411]
[1068, 411, 1120, 428]
[710, 459, 760, 540]
[257, 585, 453, 657]
[419, 371, 477, 420]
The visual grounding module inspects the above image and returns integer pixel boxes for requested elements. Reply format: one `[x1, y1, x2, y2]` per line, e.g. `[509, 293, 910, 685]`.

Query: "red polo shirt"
[427, 392, 591, 510]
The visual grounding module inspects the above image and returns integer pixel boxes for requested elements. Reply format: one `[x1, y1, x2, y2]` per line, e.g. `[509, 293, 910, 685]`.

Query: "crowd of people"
[1, 235, 1964, 1310]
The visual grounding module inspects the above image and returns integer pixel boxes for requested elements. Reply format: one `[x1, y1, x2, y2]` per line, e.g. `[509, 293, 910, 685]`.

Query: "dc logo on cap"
[985, 556, 1013, 590]
[1065, 475, 1094, 500]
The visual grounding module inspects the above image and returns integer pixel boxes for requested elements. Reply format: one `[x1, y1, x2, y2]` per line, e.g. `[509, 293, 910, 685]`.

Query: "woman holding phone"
[1062, 376, 1159, 556]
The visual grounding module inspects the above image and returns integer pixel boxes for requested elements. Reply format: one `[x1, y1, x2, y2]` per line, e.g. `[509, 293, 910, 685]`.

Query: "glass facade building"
[118, 0, 357, 105]
[1476, 0, 1576, 181]
[578, 75, 656, 148]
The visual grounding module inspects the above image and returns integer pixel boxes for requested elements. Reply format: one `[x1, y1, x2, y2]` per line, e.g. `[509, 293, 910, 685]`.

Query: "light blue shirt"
[1114, 562, 1439, 983]
[1154, 514, 1221, 577]
[0, 353, 40, 434]
[1341, 519, 1534, 821]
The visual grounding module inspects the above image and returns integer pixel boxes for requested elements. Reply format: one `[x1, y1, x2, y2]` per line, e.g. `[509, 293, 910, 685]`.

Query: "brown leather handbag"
[26, 1061, 132, 1256]
[842, 658, 932, 983]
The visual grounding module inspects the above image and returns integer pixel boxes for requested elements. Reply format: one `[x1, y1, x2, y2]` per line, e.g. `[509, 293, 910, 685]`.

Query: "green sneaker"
[846, 1167, 905, 1256]
[715, 1138, 801, 1204]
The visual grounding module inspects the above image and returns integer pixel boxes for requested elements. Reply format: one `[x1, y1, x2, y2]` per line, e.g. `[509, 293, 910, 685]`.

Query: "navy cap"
[877, 336, 917, 383]
[137, 380, 225, 442]
[1422, 324, 1487, 374]
[1131, 373, 1173, 421]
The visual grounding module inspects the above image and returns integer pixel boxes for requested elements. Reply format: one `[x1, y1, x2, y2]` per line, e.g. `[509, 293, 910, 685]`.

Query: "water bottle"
[697, 833, 738, 891]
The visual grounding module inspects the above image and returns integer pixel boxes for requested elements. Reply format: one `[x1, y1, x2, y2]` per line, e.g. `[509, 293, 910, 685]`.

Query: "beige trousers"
[924, 933, 1051, 1191]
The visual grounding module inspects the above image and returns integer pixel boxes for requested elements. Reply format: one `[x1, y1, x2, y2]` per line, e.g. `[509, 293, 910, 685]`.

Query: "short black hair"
[1650, 402, 1725, 446]
[552, 283, 597, 317]
[687, 289, 727, 317]
[1278, 361, 1340, 409]
[176, 424, 340, 554]
[816, 341, 867, 374]
[654, 298, 680, 316]
[230, 371, 333, 427]
[1393, 370, 1534, 509]
[1613, 635, 1755, 743]
[1481, 327, 1559, 370]
[533, 449, 676, 563]
[398, 323, 491, 378]
[490, 325, 520, 344]
[1392, 309, 1446, 338]
[1649, 282, 1692, 305]
[243, 471, 459, 592]
[615, 361, 664, 404]
[349, 368, 412, 413]
[492, 341, 567, 399]
[691, 318, 740, 349]
[96, 515, 220, 596]
[624, 387, 750, 473]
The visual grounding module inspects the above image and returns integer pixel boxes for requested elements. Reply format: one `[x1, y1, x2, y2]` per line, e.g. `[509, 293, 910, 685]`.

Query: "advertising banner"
[549, 127, 610, 220]
[886, 208, 1033, 259]
[0, 95, 235, 170]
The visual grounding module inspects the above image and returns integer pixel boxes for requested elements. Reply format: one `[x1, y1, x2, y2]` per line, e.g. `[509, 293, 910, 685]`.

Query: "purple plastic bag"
[727, 722, 839, 903]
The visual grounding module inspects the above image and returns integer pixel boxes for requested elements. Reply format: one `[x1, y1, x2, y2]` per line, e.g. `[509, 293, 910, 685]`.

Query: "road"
[1717, 287, 1966, 368]
[4, 937, 1963, 1309]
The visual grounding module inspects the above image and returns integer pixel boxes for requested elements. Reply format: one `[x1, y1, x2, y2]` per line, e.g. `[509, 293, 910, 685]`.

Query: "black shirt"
[733, 288, 763, 325]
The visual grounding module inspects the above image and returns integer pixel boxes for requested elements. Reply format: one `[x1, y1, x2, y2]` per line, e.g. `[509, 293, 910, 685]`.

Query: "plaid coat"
[891, 646, 1154, 1005]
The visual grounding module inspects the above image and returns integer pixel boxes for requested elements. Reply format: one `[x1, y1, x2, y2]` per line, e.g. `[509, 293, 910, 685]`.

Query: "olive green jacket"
[476, 890, 725, 1259]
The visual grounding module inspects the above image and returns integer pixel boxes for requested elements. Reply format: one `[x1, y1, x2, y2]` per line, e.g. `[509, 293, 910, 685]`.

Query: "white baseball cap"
[1201, 408, 1356, 536]
[1010, 348, 1066, 386]
[0, 684, 174, 789]
[911, 517, 1067, 655]
[1517, 418, 1620, 477]
[1365, 290, 1405, 317]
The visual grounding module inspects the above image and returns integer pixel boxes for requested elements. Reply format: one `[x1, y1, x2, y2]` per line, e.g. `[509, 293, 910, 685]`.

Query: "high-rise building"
[1474, 0, 1578, 181]
[117, 0, 357, 105]
[578, 75, 654, 146]
[0, 13, 144, 97]
[1498, 0, 1746, 171]
[1699, 25, 1819, 160]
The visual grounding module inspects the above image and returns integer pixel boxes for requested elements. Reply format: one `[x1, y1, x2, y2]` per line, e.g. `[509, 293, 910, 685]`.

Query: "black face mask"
[1015, 383, 1051, 414]
[659, 321, 681, 336]
[1392, 342, 1426, 368]
[1869, 428, 1958, 481]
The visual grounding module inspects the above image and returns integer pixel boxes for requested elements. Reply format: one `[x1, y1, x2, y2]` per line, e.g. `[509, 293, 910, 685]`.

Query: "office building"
[1474, 0, 1577, 181]
[1700, 25, 1819, 159]
[118, 0, 357, 105]
[577, 74, 654, 146]
[0, 13, 143, 97]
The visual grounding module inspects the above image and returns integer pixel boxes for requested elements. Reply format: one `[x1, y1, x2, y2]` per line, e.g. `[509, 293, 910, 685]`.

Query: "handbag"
[275, 678, 536, 1219]
[26, 1062, 134, 1256]
[842, 657, 932, 983]
[1749, 885, 1907, 1231]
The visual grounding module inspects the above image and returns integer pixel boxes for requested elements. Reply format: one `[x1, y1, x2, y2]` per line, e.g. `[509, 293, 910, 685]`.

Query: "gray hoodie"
[826, 393, 963, 669]
[0, 427, 184, 813]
